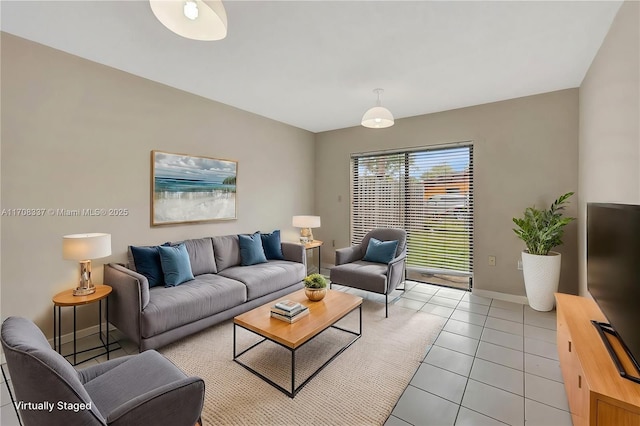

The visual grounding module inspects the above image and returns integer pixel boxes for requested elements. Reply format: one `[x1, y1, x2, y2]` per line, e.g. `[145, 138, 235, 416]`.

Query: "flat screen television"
[587, 202, 640, 382]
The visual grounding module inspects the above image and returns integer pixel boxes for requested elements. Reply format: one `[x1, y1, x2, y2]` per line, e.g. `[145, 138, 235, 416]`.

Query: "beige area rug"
[159, 300, 446, 426]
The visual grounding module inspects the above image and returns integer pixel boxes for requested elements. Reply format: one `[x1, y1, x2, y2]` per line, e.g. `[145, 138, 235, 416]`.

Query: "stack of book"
[270, 300, 309, 323]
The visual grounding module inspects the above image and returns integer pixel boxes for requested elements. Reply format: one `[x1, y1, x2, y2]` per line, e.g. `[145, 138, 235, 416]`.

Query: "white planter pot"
[521, 251, 561, 312]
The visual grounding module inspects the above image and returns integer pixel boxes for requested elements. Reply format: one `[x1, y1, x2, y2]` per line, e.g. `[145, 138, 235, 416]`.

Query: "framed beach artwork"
[151, 151, 237, 226]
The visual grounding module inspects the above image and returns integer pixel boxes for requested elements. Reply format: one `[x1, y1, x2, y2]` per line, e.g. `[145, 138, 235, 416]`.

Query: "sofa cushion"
[141, 275, 247, 338]
[260, 230, 285, 260]
[84, 351, 189, 423]
[239, 232, 268, 266]
[211, 235, 242, 272]
[158, 244, 195, 287]
[363, 238, 399, 264]
[130, 245, 166, 288]
[181, 238, 217, 275]
[330, 261, 388, 293]
[219, 260, 305, 301]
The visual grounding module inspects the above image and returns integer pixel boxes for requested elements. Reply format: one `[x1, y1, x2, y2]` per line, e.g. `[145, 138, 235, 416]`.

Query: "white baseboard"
[472, 288, 529, 305]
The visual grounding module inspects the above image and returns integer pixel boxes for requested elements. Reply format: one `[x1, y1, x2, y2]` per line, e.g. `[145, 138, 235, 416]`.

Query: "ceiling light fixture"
[149, 0, 228, 41]
[361, 88, 394, 129]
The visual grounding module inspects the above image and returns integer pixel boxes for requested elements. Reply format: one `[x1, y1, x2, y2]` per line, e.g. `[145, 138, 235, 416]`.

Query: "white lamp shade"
[292, 215, 321, 228]
[149, 0, 228, 41]
[63, 233, 112, 261]
[361, 106, 395, 129]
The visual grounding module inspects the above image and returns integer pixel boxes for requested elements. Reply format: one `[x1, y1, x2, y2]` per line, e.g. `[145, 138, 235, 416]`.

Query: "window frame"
[350, 142, 474, 281]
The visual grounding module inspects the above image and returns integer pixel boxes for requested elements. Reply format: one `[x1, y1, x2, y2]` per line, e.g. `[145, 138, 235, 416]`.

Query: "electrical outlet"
[488, 255, 496, 266]
[517, 260, 523, 270]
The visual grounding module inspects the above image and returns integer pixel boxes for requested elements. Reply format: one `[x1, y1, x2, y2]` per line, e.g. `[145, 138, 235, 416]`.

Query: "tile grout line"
[451, 296, 489, 425]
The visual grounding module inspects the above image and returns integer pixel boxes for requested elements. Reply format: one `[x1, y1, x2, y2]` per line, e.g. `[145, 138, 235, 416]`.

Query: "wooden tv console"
[556, 293, 640, 426]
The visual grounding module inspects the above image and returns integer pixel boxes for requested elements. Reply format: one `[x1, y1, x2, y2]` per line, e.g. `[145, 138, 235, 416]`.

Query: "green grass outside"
[407, 217, 471, 272]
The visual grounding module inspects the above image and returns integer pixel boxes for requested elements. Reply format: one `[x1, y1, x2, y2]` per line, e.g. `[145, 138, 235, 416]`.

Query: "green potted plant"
[513, 192, 575, 311]
[303, 273, 328, 301]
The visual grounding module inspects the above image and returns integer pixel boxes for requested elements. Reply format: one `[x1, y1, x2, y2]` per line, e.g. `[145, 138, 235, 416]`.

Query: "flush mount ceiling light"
[149, 0, 227, 41]
[361, 88, 394, 129]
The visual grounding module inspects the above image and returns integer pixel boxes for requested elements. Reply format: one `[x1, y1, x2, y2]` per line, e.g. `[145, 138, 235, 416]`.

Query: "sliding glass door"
[351, 143, 473, 290]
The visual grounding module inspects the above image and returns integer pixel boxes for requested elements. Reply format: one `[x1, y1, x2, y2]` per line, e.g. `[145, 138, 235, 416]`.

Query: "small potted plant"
[303, 273, 328, 301]
[513, 192, 575, 311]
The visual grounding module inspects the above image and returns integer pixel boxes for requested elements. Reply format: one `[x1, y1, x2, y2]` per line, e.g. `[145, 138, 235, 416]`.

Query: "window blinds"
[350, 144, 473, 276]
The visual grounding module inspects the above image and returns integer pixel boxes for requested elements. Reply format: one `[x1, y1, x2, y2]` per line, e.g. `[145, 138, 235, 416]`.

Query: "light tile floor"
[1, 281, 571, 426]
[382, 281, 572, 426]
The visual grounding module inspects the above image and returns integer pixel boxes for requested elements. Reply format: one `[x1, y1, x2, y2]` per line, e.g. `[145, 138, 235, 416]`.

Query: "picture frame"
[151, 150, 237, 226]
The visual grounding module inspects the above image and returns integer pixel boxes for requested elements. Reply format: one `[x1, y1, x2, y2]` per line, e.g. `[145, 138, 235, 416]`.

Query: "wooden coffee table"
[233, 288, 363, 397]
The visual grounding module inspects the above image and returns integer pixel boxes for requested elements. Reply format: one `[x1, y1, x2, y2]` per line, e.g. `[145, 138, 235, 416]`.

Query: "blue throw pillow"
[260, 230, 284, 260]
[239, 232, 268, 266]
[363, 238, 399, 264]
[130, 245, 166, 287]
[158, 243, 195, 287]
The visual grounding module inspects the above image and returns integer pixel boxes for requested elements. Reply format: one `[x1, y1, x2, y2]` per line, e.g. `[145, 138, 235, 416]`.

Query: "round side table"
[52, 285, 113, 366]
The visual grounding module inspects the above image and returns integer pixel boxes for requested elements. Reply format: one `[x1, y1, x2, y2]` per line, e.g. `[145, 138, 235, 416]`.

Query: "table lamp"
[63, 233, 112, 296]
[292, 216, 321, 243]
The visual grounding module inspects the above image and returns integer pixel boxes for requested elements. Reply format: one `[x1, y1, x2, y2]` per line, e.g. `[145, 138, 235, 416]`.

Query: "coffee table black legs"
[233, 305, 362, 398]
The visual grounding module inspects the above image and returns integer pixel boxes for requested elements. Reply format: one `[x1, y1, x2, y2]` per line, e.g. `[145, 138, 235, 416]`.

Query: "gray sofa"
[104, 235, 306, 351]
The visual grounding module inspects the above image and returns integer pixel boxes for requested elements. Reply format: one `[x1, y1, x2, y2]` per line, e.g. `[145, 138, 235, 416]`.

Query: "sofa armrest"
[281, 242, 306, 265]
[335, 246, 363, 266]
[386, 252, 406, 293]
[104, 263, 147, 349]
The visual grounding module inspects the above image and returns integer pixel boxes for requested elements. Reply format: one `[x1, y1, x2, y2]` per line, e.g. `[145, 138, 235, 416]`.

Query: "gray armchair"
[1, 316, 205, 426]
[330, 228, 407, 317]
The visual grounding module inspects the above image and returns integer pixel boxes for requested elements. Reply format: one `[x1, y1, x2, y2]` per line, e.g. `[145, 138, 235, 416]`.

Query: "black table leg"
[57, 306, 61, 354]
[106, 297, 110, 360]
[73, 306, 77, 366]
[53, 306, 56, 352]
[291, 347, 296, 395]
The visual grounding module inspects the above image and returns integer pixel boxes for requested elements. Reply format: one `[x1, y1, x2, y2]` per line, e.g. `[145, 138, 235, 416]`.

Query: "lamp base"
[300, 227, 314, 242]
[73, 286, 96, 296]
[73, 260, 95, 296]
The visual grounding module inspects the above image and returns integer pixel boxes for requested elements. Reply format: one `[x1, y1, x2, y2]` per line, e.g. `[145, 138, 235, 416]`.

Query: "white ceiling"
[1, 0, 622, 133]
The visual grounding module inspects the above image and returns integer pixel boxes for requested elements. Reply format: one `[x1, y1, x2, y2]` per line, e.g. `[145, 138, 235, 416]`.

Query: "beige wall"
[578, 1, 640, 296]
[0, 34, 315, 337]
[315, 90, 579, 299]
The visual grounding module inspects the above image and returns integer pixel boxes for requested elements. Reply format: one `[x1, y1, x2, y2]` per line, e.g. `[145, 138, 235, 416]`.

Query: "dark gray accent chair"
[1, 317, 204, 426]
[330, 228, 407, 317]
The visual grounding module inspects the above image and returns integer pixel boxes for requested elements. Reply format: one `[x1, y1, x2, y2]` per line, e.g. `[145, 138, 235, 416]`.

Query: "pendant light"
[361, 88, 394, 129]
[150, 0, 228, 41]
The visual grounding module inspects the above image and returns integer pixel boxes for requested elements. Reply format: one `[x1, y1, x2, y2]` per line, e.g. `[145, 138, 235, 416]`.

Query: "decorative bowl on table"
[303, 273, 328, 301]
